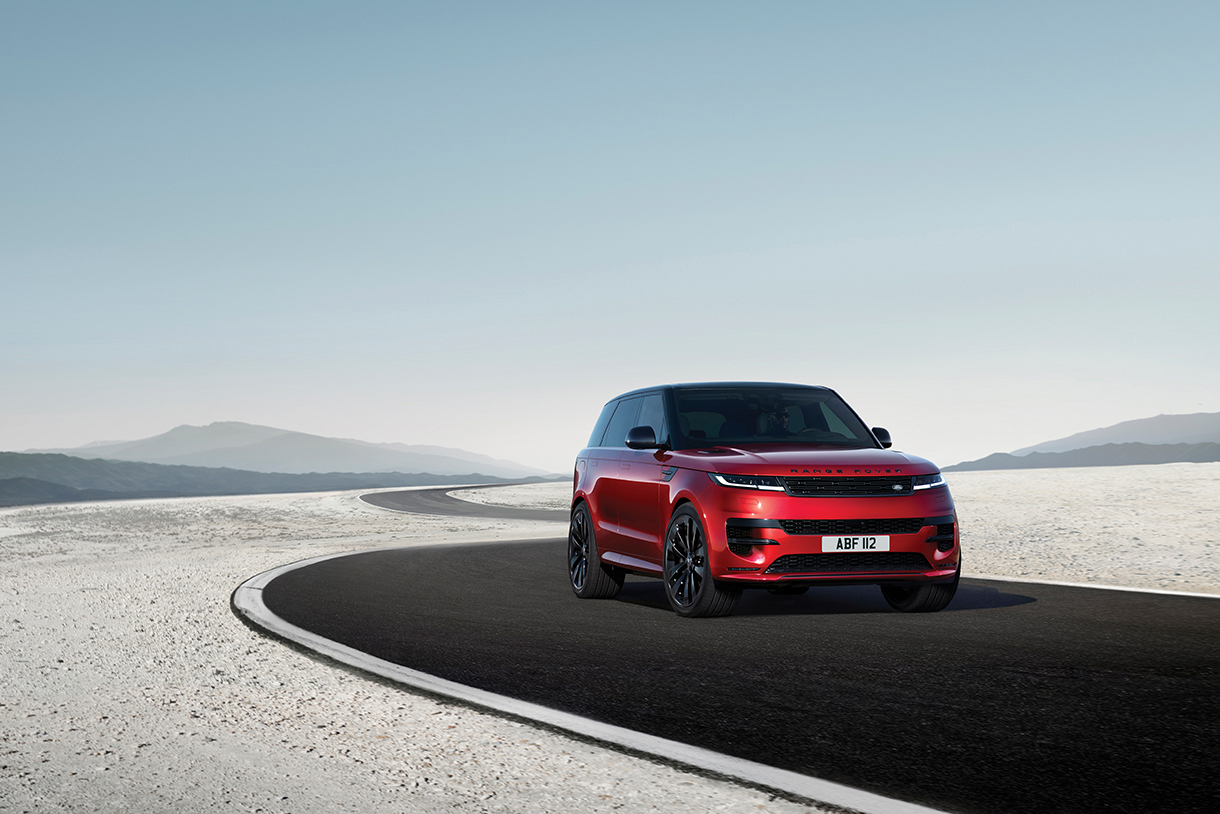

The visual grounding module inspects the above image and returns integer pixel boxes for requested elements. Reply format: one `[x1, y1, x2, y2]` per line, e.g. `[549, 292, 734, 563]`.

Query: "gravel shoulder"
[0, 488, 831, 814]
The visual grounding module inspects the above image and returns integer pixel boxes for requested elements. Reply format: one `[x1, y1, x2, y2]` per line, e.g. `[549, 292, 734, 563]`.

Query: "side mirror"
[872, 427, 892, 449]
[625, 426, 661, 450]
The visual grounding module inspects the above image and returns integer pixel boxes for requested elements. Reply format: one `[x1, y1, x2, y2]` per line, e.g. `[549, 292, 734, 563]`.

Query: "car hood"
[670, 444, 939, 476]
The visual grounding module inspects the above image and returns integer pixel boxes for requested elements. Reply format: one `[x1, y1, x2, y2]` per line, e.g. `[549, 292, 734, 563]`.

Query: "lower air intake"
[766, 552, 932, 574]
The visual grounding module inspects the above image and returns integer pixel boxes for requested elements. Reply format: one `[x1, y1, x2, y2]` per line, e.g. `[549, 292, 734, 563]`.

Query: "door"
[588, 396, 641, 553]
[615, 393, 669, 565]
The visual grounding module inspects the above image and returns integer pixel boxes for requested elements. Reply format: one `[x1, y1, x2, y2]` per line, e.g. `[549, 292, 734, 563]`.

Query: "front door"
[615, 393, 669, 565]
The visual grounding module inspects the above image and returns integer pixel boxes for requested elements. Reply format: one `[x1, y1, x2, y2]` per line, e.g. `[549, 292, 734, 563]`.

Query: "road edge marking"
[231, 547, 949, 814]
[965, 573, 1219, 599]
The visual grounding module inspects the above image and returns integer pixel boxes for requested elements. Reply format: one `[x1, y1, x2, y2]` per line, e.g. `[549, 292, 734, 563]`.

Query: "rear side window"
[636, 393, 668, 446]
[600, 397, 642, 449]
[587, 401, 617, 447]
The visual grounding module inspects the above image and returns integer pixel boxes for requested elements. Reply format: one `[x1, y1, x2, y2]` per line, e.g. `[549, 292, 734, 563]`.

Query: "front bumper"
[700, 486, 960, 585]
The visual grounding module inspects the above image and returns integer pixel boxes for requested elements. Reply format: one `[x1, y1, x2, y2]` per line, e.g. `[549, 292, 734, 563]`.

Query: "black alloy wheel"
[568, 502, 623, 599]
[880, 555, 961, 612]
[662, 505, 741, 617]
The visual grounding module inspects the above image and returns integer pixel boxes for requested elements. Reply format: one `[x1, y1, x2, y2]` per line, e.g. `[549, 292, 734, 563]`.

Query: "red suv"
[569, 383, 960, 617]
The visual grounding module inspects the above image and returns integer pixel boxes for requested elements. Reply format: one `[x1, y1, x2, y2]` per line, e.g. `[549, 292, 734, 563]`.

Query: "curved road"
[360, 486, 568, 523]
[260, 488, 1219, 814]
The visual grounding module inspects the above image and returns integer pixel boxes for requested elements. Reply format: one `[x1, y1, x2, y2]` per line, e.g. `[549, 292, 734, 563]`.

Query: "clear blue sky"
[3, 1, 1217, 471]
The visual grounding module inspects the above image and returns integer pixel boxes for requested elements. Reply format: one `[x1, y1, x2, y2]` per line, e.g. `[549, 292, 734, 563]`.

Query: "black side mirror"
[872, 427, 892, 449]
[625, 426, 661, 450]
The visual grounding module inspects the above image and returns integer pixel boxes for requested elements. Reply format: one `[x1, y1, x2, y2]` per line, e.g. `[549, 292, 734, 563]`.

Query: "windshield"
[673, 387, 875, 449]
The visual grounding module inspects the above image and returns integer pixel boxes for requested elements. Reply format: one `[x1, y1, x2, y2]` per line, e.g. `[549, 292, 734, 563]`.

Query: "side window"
[601, 397, 642, 449]
[587, 401, 618, 447]
[635, 394, 667, 445]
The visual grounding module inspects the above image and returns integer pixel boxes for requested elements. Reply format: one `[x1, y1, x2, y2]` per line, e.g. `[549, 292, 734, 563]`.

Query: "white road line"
[232, 547, 949, 814]
[966, 573, 1219, 599]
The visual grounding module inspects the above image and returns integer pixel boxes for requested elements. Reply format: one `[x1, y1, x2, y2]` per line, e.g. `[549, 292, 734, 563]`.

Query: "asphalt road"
[360, 485, 568, 523]
[262, 491, 1220, 814]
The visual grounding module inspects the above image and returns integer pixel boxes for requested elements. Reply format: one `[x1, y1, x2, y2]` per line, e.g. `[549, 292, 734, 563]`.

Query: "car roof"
[606, 382, 831, 402]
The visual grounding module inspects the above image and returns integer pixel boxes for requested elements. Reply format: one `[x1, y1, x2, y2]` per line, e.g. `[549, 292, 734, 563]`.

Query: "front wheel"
[880, 557, 960, 612]
[663, 505, 740, 617]
[568, 503, 623, 599]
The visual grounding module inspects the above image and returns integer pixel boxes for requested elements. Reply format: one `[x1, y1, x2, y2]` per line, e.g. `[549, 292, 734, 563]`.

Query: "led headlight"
[912, 472, 946, 490]
[709, 473, 786, 491]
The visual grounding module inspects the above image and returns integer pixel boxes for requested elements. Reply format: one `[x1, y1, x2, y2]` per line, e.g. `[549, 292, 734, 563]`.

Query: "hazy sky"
[3, 1, 1217, 472]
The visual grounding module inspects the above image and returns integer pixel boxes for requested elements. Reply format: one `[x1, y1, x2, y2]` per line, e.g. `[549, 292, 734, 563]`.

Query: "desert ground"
[2, 463, 1217, 812]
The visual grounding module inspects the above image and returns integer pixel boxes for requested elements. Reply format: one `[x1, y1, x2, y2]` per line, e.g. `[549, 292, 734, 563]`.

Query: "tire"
[568, 502, 623, 599]
[663, 505, 741, 617]
[880, 556, 960, 613]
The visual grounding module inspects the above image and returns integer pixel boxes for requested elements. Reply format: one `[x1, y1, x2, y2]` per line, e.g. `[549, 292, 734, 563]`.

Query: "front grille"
[778, 518, 925, 536]
[728, 542, 755, 557]
[782, 476, 912, 496]
[726, 525, 758, 540]
[937, 522, 954, 537]
[766, 552, 932, 574]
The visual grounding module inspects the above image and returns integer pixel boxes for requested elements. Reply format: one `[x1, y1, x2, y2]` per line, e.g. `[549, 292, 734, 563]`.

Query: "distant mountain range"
[944, 442, 1220, 472]
[1010, 412, 1220, 456]
[24, 421, 551, 480]
[0, 452, 544, 508]
[947, 411, 1220, 472]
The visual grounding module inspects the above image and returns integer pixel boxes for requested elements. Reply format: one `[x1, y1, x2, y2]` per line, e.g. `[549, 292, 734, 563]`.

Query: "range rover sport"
[568, 383, 960, 617]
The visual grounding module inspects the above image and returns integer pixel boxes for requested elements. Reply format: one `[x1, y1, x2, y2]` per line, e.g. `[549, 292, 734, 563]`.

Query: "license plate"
[822, 535, 890, 552]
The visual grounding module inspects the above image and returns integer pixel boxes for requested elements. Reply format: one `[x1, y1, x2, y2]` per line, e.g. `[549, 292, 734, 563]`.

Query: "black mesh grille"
[726, 525, 757, 540]
[937, 522, 955, 537]
[766, 552, 932, 574]
[782, 477, 912, 496]
[778, 518, 925, 536]
[728, 542, 755, 557]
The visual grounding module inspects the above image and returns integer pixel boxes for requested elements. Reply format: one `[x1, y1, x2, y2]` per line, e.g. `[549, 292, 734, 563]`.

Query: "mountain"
[24, 422, 550, 479]
[944, 442, 1220, 472]
[0, 477, 125, 506]
[0, 452, 543, 508]
[1011, 412, 1220, 456]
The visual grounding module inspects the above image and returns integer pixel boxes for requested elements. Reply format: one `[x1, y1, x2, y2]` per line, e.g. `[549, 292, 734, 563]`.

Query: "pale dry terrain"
[2, 464, 1216, 814]
[0, 489, 829, 814]
[946, 463, 1219, 592]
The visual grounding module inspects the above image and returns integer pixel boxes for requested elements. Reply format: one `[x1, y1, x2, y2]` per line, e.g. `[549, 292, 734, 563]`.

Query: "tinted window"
[587, 401, 617, 447]
[601, 397, 642, 449]
[635, 393, 668, 446]
[673, 387, 873, 448]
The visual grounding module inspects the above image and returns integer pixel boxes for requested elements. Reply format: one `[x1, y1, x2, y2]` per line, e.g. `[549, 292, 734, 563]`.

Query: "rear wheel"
[880, 557, 960, 612]
[568, 503, 623, 599]
[663, 505, 741, 617]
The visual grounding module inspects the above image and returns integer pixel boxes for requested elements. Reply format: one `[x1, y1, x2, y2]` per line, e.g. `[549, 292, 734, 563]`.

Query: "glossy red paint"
[568, 383, 961, 616]
[575, 444, 958, 581]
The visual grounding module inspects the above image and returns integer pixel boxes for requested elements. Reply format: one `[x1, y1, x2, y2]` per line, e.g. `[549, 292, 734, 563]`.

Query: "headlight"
[709, 473, 786, 491]
[912, 472, 946, 490]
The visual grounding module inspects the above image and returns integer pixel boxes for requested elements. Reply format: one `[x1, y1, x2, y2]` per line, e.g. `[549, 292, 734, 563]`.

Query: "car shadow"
[613, 578, 1035, 616]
